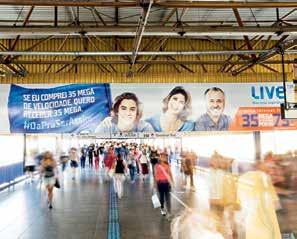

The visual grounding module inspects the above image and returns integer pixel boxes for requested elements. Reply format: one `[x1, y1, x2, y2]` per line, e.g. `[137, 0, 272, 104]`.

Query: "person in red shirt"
[154, 152, 174, 217]
[104, 145, 116, 180]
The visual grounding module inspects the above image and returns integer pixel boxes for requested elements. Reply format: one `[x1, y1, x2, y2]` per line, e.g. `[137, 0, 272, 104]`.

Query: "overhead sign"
[0, 82, 296, 134]
[7, 84, 111, 133]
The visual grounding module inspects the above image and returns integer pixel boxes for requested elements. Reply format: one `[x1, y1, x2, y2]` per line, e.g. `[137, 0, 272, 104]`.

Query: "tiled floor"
[0, 165, 296, 239]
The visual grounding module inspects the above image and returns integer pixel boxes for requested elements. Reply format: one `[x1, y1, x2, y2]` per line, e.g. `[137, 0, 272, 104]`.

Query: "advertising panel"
[0, 82, 295, 134]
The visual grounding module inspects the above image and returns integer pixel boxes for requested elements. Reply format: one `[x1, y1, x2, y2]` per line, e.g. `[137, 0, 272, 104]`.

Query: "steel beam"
[44, 35, 69, 73]
[2, 1, 297, 8]
[8, 60, 297, 65]
[1, 49, 297, 56]
[130, 0, 153, 68]
[0, 25, 297, 36]
[0, 0, 138, 7]
[154, 1, 297, 9]
[232, 38, 297, 75]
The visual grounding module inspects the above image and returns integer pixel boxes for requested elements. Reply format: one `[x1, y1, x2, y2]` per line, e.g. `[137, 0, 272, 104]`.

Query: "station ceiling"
[0, 1, 297, 77]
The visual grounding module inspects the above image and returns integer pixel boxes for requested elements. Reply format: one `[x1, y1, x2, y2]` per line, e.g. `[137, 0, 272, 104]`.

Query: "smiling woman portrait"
[146, 86, 194, 132]
[94, 92, 154, 134]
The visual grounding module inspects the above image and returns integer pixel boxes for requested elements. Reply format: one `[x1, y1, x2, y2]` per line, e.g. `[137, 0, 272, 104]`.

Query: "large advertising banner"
[7, 84, 111, 133]
[0, 82, 296, 134]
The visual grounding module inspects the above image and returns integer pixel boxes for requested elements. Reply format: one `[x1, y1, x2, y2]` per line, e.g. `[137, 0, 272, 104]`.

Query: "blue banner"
[8, 84, 112, 133]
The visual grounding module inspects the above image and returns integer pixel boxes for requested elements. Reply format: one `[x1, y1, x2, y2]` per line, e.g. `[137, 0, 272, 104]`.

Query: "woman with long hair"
[112, 153, 128, 199]
[154, 152, 174, 218]
[146, 86, 194, 132]
[40, 151, 58, 209]
[69, 147, 79, 180]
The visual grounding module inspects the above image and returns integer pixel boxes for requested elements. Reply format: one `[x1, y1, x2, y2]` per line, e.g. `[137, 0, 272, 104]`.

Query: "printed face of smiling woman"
[167, 93, 186, 115]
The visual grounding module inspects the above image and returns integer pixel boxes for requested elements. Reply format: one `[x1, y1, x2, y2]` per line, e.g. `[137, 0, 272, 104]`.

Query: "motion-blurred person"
[168, 147, 175, 164]
[236, 171, 282, 239]
[40, 151, 58, 209]
[139, 148, 149, 181]
[112, 154, 128, 199]
[171, 209, 224, 239]
[150, 145, 159, 176]
[154, 152, 174, 218]
[69, 147, 79, 180]
[134, 146, 141, 175]
[88, 144, 94, 168]
[80, 145, 87, 169]
[25, 149, 37, 182]
[181, 149, 197, 191]
[35, 151, 45, 184]
[98, 143, 105, 168]
[94, 145, 100, 172]
[104, 146, 116, 180]
[174, 146, 181, 164]
[127, 148, 137, 183]
[59, 151, 69, 172]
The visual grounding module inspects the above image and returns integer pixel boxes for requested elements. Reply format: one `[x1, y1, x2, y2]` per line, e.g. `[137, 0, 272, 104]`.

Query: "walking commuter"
[104, 146, 116, 180]
[98, 143, 105, 168]
[134, 147, 141, 175]
[94, 146, 100, 172]
[127, 149, 137, 183]
[154, 152, 174, 218]
[25, 149, 37, 182]
[88, 144, 94, 168]
[112, 154, 128, 199]
[181, 149, 197, 191]
[80, 145, 87, 169]
[139, 149, 149, 181]
[120, 143, 128, 160]
[150, 146, 159, 176]
[59, 151, 69, 172]
[40, 151, 58, 209]
[175, 146, 181, 164]
[69, 147, 79, 180]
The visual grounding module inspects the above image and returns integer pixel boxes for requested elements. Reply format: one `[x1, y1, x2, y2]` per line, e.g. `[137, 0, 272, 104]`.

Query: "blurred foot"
[160, 209, 166, 216]
[166, 213, 172, 221]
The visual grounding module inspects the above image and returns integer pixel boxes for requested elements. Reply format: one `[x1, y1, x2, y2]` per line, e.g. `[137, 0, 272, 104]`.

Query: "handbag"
[151, 193, 161, 208]
[54, 178, 60, 189]
[108, 168, 115, 178]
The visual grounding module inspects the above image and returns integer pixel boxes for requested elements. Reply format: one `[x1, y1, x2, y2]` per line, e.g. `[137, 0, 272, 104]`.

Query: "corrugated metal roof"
[0, 5, 295, 27]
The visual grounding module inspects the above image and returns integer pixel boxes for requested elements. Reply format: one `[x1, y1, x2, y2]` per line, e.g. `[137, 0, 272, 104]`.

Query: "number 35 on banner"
[229, 107, 297, 131]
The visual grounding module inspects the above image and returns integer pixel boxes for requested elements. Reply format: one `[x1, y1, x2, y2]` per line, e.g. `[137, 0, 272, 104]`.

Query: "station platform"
[0, 164, 296, 239]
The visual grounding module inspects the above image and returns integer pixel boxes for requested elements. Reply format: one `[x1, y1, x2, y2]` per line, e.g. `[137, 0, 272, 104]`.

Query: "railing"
[0, 162, 24, 190]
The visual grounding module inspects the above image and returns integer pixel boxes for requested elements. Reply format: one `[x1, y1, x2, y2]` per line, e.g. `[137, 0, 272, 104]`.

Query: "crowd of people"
[25, 141, 198, 214]
[23, 141, 285, 238]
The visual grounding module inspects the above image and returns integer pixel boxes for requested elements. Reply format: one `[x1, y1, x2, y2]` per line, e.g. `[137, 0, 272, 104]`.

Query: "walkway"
[0, 164, 296, 239]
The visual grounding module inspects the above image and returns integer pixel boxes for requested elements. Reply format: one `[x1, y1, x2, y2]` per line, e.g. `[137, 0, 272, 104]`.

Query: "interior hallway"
[0, 164, 296, 239]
